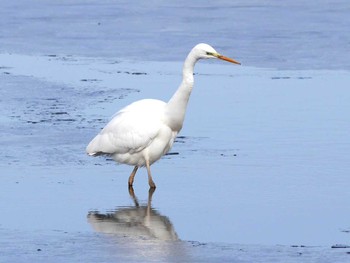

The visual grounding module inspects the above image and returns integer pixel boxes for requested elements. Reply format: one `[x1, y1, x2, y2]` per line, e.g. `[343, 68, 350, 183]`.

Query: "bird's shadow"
[87, 187, 179, 241]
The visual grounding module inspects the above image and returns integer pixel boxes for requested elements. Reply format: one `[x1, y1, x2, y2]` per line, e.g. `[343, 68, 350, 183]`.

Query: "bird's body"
[87, 99, 176, 167]
[86, 43, 240, 188]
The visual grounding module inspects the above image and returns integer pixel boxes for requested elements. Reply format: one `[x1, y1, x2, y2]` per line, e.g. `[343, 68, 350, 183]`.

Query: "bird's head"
[193, 43, 241, 65]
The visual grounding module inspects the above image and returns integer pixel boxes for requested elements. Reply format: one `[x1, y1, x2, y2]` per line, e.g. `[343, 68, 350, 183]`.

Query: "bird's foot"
[148, 180, 156, 189]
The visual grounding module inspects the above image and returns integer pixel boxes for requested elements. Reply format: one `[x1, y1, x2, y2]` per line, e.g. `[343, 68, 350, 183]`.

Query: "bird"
[86, 43, 241, 188]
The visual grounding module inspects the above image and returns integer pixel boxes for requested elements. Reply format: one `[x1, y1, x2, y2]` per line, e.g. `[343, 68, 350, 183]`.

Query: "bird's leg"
[146, 160, 156, 188]
[128, 166, 138, 187]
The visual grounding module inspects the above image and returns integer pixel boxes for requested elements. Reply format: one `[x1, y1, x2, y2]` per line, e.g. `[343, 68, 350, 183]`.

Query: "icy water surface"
[1, 54, 350, 262]
[1, 0, 350, 262]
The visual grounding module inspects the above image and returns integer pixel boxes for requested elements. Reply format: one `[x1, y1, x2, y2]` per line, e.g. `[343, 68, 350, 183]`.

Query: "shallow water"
[1, 54, 350, 252]
[1, 1, 350, 262]
[1, 0, 350, 70]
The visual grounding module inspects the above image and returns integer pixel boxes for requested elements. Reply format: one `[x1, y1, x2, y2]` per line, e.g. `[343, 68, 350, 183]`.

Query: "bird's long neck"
[165, 51, 198, 132]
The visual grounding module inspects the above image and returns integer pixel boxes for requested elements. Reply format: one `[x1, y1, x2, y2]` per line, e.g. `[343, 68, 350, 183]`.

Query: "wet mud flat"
[2, 228, 349, 263]
[1, 54, 350, 262]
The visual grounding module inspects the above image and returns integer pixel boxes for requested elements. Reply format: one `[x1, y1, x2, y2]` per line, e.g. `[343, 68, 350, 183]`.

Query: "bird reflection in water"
[87, 187, 178, 241]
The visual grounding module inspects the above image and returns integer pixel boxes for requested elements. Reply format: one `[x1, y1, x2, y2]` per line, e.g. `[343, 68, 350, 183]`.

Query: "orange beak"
[217, 55, 241, 65]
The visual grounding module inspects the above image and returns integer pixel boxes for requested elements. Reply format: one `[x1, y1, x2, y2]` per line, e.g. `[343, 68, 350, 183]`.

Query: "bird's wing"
[86, 99, 166, 155]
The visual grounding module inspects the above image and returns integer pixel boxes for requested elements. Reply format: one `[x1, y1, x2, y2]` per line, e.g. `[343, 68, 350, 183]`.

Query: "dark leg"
[128, 166, 138, 187]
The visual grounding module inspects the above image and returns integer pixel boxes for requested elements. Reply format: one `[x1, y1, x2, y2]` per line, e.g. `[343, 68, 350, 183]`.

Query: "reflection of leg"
[128, 166, 138, 187]
[147, 187, 155, 216]
[128, 186, 139, 207]
[146, 159, 156, 188]
[148, 187, 155, 204]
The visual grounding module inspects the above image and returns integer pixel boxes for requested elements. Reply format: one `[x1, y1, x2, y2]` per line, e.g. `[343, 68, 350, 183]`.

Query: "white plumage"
[86, 43, 240, 188]
[87, 99, 175, 166]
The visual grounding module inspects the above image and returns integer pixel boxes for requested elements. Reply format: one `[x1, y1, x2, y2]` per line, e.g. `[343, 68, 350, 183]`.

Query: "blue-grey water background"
[1, 1, 350, 262]
[1, 0, 350, 70]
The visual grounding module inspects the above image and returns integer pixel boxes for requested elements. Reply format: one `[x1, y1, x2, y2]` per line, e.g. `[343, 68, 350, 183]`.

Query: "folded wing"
[86, 99, 166, 156]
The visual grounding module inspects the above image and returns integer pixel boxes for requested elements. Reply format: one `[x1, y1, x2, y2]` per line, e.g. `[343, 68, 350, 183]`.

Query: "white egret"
[86, 43, 240, 188]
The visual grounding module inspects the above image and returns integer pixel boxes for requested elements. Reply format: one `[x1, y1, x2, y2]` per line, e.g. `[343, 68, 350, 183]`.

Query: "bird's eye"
[206, 52, 214, 56]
